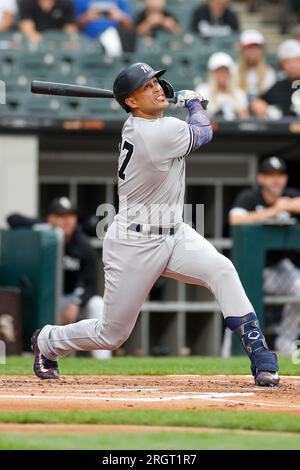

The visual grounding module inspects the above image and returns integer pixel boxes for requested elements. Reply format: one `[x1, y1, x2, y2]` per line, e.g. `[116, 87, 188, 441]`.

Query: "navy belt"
[128, 223, 176, 236]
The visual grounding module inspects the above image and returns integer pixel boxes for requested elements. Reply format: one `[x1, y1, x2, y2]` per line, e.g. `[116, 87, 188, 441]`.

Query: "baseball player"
[32, 62, 279, 386]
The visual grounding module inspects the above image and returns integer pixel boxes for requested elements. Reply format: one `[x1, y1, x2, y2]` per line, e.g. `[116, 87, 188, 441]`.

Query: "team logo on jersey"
[140, 64, 151, 73]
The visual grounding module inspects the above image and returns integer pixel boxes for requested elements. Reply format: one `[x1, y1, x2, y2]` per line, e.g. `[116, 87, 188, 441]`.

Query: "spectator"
[196, 52, 248, 120]
[247, 0, 260, 13]
[7, 197, 111, 358]
[229, 156, 300, 355]
[0, 0, 17, 32]
[135, 0, 181, 42]
[19, 0, 77, 44]
[290, 0, 300, 19]
[74, 0, 132, 56]
[45, 198, 102, 326]
[190, 0, 240, 39]
[251, 39, 300, 118]
[294, 22, 300, 42]
[237, 30, 276, 101]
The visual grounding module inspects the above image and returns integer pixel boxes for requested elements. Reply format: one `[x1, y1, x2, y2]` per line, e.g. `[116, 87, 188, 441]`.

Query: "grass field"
[1, 354, 299, 376]
[0, 356, 299, 450]
[1, 430, 300, 450]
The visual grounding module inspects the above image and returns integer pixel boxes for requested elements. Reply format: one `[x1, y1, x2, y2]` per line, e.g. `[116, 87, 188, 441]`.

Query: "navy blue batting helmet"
[113, 62, 173, 112]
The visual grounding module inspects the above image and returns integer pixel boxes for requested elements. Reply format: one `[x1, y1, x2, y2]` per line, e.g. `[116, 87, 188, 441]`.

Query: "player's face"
[47, 213, 77, 240]
[257, 172, 288, 198]
[125, 77, 169, 118]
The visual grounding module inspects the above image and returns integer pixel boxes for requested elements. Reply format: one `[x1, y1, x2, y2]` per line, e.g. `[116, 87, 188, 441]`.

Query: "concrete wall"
[0, 136, 38, 227]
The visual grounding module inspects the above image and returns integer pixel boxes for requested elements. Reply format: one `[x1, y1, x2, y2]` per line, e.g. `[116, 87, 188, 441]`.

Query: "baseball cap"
[259, 156, 287, 174]
[240, 29, 265, 47]
[278, 39, 300, 61]
[207, 52, 235, 72]
[47, 197, 77, 215]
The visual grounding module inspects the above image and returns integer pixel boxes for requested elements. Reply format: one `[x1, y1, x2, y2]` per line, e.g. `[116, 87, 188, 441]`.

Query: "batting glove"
[175, 90, 208, 110]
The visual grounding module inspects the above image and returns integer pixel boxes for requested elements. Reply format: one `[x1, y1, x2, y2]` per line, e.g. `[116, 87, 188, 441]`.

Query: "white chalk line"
[167, 375, 300, 380]
[1, 391, 300, 407]
[0, 392, 254, 403]
[0, 388, 161, 394]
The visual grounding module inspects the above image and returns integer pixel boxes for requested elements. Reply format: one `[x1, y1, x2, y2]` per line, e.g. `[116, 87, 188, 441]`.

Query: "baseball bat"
[31, 80, 208, 108]
[31, 80, 114, 98]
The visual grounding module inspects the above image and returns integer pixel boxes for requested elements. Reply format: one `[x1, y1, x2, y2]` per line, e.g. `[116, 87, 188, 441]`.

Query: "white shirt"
[196, 83, 248, 119]
[246, 66, 276, 98]
[117, 115, 193, 226]
[0, 0, 17, 23]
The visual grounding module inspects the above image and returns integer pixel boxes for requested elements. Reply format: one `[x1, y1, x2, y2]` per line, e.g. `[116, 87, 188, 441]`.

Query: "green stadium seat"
[0, 31, 23, 50]
[0, 48, 23, 79]
[0, 88, 25, 114]
[78, 97, 123, 120]
[41, 30, 80, 45]
[208, 34, 240, 57]
[20, 94, 73, 117]
[72, 52, 122, 84]
[11, 51, 59, 82]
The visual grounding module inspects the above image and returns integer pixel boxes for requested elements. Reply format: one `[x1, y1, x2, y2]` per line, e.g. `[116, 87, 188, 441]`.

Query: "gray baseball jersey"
[117, 115, 193, 226]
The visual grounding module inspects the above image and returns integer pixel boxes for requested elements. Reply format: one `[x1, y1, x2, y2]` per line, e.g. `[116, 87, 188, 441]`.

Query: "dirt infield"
[0, 375, 299, 414]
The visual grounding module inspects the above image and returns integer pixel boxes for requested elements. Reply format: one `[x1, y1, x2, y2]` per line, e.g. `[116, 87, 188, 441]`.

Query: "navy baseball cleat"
[255, 371, 279, 387]
[31, 329, 59, 380]
[225, 313, 280, 388]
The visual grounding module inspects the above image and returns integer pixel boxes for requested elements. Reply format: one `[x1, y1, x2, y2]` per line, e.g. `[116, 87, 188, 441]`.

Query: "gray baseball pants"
[38, 221, 254, 360]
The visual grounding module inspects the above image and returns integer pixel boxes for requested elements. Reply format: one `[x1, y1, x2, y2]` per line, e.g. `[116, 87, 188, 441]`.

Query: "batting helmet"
[113, 62, 174, 112]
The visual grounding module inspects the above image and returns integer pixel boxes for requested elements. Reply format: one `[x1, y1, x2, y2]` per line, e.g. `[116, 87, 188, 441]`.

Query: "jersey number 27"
[118, 140, 134, 181]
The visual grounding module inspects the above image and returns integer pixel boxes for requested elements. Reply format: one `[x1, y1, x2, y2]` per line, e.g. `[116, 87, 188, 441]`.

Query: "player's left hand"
[175, 90, 208, 109]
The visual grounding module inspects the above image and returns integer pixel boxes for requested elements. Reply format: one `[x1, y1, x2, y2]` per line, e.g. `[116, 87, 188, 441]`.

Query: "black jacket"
[190, 4, 239, 37]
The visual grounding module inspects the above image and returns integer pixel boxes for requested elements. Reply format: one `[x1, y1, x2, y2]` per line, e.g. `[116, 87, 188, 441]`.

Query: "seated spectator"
[237, 29, 276, 102]
[294, 22, 300, 42]
[74, 0, 132, 56]
[229, 156, 300, 355]
[190, 0, 240, 39]
[251, 39, 300, 119]
[135, 0, 181, 42]
[7, 197, 111, 358]
[19, 0, 77, 44]
[247, 0, 260, 13]
[196, 52, 248, 120]
[0, 0, 17, 32]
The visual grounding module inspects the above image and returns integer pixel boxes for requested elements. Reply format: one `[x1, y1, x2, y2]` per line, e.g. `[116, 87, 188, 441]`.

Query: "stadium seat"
[78, 97, 123, 120]
[11, 50, 59, 82]
[19, 94, 71, 117]
[0, 89, 25, 115]
[0, 31, 23, 50]
[208, 34, 240, 57]
[0, 48, 23, 79]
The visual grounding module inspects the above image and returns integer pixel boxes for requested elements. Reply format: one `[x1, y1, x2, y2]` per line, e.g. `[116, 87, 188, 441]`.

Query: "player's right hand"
[175, 90, 208, 109]
[175, 90, 198, 107]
